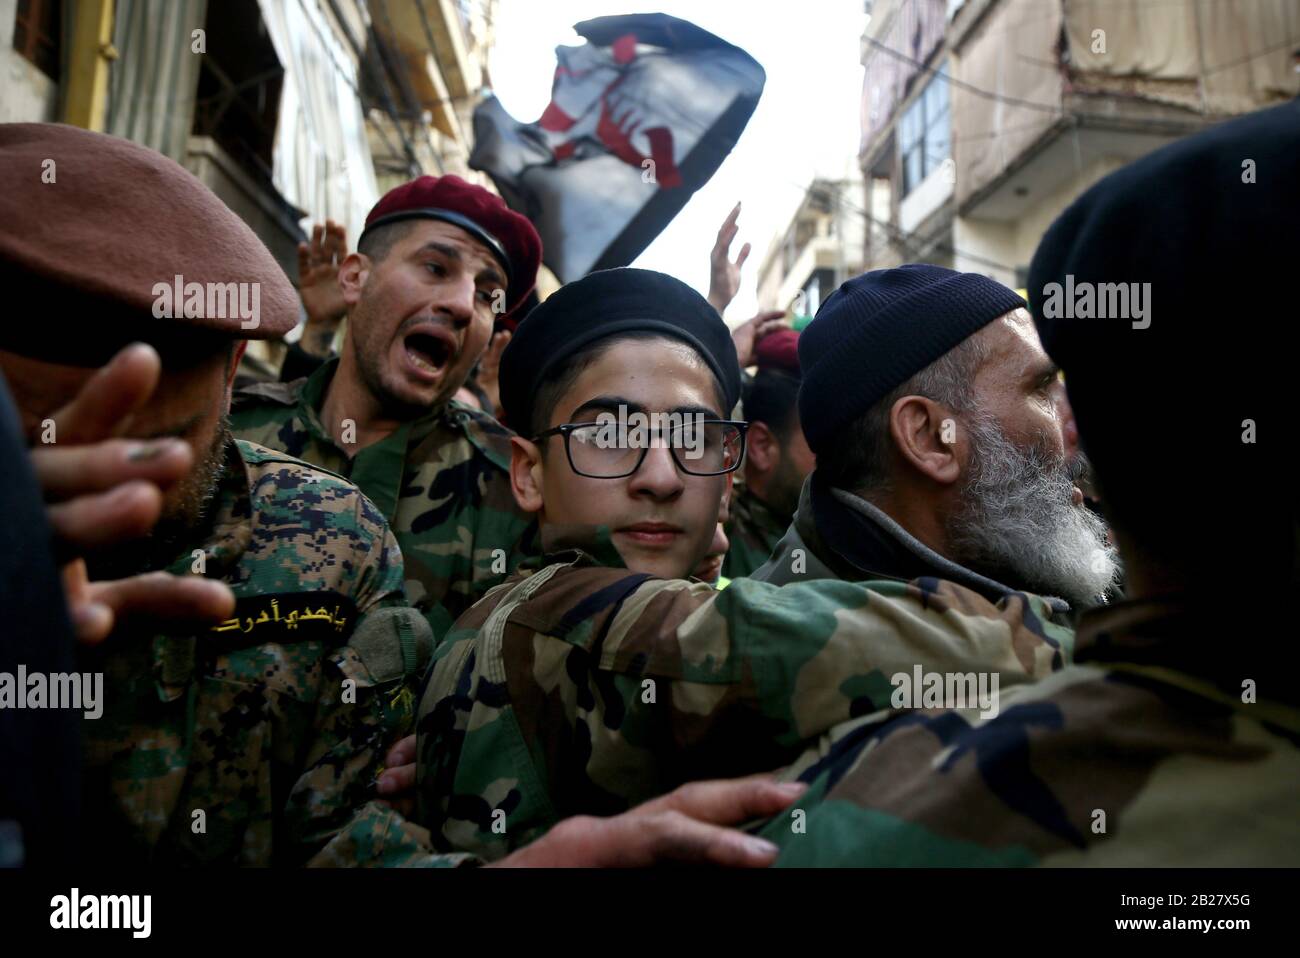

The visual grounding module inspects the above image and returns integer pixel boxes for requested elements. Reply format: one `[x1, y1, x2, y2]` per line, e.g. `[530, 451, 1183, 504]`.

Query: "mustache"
[1065, 451, 1093, 485]
[1014, 434, 1092, 496]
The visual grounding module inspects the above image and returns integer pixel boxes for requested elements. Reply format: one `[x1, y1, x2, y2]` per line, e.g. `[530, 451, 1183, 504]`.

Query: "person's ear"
[338, 252, 371, 307]
[888, 395, 961, 486]
[747, 420, 780, 475]
[510, 435, 545, 514]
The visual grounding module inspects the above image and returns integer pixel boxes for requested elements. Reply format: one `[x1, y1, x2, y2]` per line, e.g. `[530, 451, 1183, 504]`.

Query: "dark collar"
[805, 474, 1071, 614]
[297, 355, 338, 413]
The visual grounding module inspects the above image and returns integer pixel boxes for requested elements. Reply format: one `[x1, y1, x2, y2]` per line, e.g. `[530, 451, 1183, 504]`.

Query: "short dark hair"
[742, 369, 801, 441]
[529, 332, 728, 440]
[356, 219, 417, 264]
[815, 334, 990, 494]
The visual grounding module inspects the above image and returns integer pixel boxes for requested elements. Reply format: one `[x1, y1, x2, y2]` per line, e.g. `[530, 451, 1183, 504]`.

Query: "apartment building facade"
[755, 173, 867, 326]
[2, 0, 499, 277]
[858, 0, 1300, 288]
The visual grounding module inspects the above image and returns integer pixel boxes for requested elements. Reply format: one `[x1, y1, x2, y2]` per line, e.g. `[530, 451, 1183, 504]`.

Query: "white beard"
[947, 414, 1120, 608]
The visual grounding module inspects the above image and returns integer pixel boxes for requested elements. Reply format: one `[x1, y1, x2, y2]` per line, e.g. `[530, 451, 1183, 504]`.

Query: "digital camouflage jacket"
[756, 597, 1300, 866]
[415, 535, 1074, 861]
[230, 359, 539, 643]
[78, 439, 446, 866]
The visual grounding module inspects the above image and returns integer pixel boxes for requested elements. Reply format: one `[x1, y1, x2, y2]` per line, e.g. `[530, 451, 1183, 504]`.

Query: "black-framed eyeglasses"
[533, 419, 749, 478]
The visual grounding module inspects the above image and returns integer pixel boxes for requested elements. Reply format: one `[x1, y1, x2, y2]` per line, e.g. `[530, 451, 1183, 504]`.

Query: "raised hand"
[708, 202, 751, 317]
[29, 343, 234, 642]
[297, 220, 350, 355]
[730, 309, 789, 369]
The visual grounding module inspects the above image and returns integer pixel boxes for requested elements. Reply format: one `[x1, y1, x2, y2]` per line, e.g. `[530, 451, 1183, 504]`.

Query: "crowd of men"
[0, 98, 1296, 869]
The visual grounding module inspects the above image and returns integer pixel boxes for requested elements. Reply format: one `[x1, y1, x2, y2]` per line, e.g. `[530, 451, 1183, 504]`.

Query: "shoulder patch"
[204, 592, 359, 651]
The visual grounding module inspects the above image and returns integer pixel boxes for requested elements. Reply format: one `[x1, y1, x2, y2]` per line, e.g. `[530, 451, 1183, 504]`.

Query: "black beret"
[798, 264, 1024, 456]
[0, 123, 299, 365]
[1029, 100, 1298, 563]
[500, 267, 740, 433]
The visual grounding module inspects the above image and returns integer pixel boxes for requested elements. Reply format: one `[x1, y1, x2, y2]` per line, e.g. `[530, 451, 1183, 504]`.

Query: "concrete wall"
[899, 162, 954, 235]
[953, 154, 1126, 287]
[0, 0, 60, 124]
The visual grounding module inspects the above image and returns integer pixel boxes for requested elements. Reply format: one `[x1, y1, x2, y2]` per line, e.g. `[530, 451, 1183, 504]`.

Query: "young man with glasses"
[514, 351, 747, 583]
[404, 268, 1071, 864]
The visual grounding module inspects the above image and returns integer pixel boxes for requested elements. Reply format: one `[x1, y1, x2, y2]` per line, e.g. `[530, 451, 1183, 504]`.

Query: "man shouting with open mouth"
[232, 176, 543, 643]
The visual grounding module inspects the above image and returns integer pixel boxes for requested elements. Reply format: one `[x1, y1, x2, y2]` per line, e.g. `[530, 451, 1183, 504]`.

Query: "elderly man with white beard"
[752, 264, 1118, 623]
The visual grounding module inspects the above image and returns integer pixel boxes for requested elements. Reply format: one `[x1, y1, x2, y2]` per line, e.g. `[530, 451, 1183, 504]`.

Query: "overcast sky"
[487, 0, 867, 319]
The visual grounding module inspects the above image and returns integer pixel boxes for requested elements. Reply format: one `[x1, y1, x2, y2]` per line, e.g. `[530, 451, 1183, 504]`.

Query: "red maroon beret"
[0, 123, 298, 365]
[754, 327, 801, 375]
[360, 174, 541, 317]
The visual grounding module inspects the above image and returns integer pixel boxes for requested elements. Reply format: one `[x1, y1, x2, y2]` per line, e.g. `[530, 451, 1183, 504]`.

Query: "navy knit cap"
[797, 264, 1025, 456]
[501, 267, 741, 433]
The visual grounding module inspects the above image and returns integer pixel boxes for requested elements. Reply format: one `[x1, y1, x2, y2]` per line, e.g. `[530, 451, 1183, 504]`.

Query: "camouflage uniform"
[77, 438, 460, 866]
[721, 484, 790, 580]
[756, 598, 1300, 865]
[416, 532, 1073, 861]
[230, 359, 539, 642]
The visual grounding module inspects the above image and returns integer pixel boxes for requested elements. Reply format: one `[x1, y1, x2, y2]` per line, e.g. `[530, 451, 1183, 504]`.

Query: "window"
[12, 0, 62, 80]
[899, 63, 950, 196]
[802, 274, 821, 319]
[799, 268, 836, 319]
[192, 0, 283, 190]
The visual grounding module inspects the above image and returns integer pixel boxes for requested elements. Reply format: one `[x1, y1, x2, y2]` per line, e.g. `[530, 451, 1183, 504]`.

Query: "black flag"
[470, 13, 765, 283]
